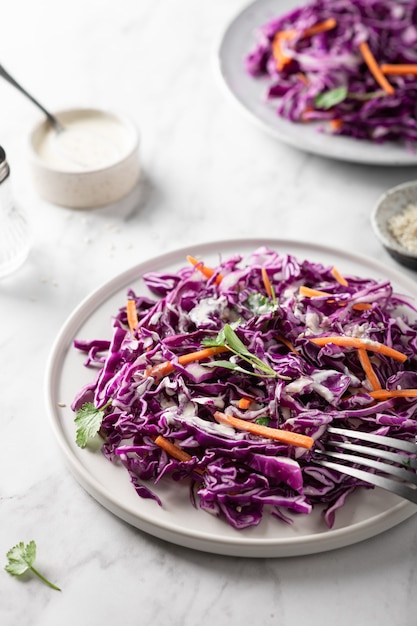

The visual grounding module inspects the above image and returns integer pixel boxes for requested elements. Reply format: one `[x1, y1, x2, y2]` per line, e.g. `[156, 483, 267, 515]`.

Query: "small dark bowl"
[371, 181, 417, 271]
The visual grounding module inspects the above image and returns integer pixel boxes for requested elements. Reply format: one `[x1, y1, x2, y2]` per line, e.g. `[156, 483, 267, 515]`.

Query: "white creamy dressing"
[189, 296, 228, 326]
[162, 403, 244, 439]
[285, 369, 345, 404]
[35, 111, 131, 171]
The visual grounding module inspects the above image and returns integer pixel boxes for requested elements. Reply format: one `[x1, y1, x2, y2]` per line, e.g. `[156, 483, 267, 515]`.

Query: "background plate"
[215, 0, 417, 166]
[45, 238, 417, 557]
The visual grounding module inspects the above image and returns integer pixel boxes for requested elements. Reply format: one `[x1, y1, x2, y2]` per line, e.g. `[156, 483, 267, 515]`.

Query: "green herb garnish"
[256, 416, 271, 426]
[74, 401, 110, 448]
[314, 86, 348, 109]
[202, 324, 290, 380]
[5, 541, 61, 591]
[314, 85, 385, 110]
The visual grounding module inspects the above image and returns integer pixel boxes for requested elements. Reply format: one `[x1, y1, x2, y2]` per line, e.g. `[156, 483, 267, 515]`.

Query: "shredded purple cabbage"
[245, 0, 417, 145]
[71, 247, 417, 529]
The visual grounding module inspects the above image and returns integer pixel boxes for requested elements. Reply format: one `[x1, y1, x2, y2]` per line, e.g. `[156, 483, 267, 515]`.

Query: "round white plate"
[215, 0, 417, 166]
[45, 238, 417, 557]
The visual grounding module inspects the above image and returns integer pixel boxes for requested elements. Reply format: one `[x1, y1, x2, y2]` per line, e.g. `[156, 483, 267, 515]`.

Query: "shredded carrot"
[271, 31, 295, 71]
[272, 19, 337, 72]
[303, 17, 337, 37]
[301, 106, 315, 121]
[359, 41, 395, 95]
[331, 266, 348, 287]
[311, 335, 407, 363]
[369, 389, 417, 400]
[146, 345, 229, 379]
[351, 302, 372, 311]
[187, 255, 223, 285]
[126, 299, 139, 333]
[300, 286, 332, 298]
[154, 435, 194, 462]
[329, 118, 343, 131]
[296, 72, 309, 85]
[238, 397, 252, 410]
[214, 411, 314, 449]
[276, 334, 297, 353]
[357, 348, 381, 391]
[261, 267, 273, 298]
[299, 286, 371, 311]
[381, 64, 417, 76]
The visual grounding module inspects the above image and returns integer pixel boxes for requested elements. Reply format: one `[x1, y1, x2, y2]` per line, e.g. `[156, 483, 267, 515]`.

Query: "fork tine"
[320, 450, 417, 486]
[328, 426, 417, 454]
[316, 458, 417, 505]
[326, 440, 417, 470]
[317, 426, 417, 505]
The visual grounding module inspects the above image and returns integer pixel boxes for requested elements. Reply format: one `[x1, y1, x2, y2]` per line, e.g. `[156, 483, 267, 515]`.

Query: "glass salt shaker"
[0, 146, 31, 278]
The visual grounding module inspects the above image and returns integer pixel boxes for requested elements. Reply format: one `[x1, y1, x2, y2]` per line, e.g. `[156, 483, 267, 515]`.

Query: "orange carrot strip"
[238, 397, 252, 410]
[381, 64, 417, 76]
[214, 411, 314, 449]
[272, 19, 336, 72]
[276, 334, 297, 353]
[146, 345, 229, 379]
[261, 267, 273, 298]
[300, 286, 332, 298]
[357, 348, 381, 391]
[311, 336, 407, 363]
[359, 41, 395, 95]
[351, 302, 372, 311]
[301, 106, 315, 121]
[296, 72, 309, 85]
[300, 286, 371, 311]
[331, 266, 348, 287]
[303, 17, 337, 37]
[272, 30, 295, 71]
[369, 389, 417, 400]
[126, 299, 139, 333]
[154, 435, 194, 462]
[178, 346, 229, 365]
[187, 255, 223, 285]
[329, 118, 343, 131]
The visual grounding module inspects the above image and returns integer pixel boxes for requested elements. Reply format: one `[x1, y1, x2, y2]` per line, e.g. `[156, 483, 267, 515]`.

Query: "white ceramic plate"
[215, 0, 417, 166]
[45, 238, 417, 557]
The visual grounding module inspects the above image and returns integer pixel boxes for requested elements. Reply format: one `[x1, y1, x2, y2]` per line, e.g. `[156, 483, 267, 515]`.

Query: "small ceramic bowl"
[29, 108, 141, 209]
[371, 180, 417, 271]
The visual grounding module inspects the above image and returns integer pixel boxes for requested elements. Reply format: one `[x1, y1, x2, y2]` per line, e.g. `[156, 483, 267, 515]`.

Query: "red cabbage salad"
[71, 247, 417, 530]
[245, 0, 417, 144]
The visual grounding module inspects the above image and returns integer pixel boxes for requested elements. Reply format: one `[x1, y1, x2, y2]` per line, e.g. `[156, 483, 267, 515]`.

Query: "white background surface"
[1, 1, 417, 624]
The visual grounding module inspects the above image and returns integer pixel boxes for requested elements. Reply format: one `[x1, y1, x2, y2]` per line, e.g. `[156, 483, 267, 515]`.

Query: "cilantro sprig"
[202, 323, 289, 380]
[74, 401, 110, 448]
[5, 540, 61, 591]
[314, 85, 385, 110]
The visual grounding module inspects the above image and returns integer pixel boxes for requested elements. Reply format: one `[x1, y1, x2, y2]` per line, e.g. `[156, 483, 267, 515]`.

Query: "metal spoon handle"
[0, 64, 63, 132]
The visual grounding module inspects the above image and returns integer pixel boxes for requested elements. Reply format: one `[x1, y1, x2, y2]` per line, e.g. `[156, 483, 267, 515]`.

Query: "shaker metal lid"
[0, 146, 10, 182]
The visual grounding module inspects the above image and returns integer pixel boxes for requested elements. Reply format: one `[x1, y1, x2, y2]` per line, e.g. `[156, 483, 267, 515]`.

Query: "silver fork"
[315, 426, 417, 505]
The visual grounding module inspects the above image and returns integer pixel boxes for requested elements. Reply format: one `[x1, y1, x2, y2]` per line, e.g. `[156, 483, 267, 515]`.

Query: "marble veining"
[1, 1, 417, 624]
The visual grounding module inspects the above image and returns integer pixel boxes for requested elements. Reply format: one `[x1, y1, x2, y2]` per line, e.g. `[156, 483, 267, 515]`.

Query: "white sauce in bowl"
[29, 108, 141, 208]
[33, 109, 133, 172]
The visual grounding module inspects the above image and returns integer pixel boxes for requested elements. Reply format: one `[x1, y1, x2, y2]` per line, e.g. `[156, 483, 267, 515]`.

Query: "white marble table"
[1, 1, 417, 624]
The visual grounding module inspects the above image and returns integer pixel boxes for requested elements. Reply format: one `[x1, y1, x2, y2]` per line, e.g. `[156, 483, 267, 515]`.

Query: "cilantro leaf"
[256, 416, 271, 426]
[223, 324, 252, 357]
[74, 401, 109, 448]
[201, 320, 241, 347]
[202, 324, 290, 380]
[314, 86, 348, 109]
[5, 541, 61, 591]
